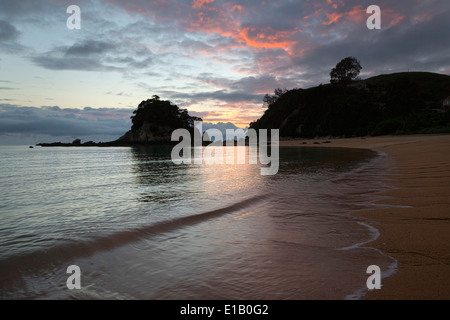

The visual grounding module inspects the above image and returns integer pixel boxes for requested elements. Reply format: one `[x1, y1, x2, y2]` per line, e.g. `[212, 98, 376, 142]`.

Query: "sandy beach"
[280, 134, 450, 300]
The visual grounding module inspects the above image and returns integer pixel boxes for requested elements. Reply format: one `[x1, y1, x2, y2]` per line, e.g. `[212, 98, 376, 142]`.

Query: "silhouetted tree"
[330, 57, 362, 84]
[130, 95, 201, 131]
[274, 88, 287, 98]
[263, 88, 288, 108]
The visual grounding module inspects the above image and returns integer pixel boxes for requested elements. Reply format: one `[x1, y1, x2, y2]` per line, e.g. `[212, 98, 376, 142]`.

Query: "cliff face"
[114, 95, 201, 144]
[116, 123, 174, 143]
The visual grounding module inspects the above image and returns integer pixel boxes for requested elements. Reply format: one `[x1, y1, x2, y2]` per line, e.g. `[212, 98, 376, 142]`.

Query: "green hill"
[249, 72, 450, 138]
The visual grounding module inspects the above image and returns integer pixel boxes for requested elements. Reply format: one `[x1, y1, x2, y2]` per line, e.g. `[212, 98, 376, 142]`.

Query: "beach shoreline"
[280, 134, 450, 300]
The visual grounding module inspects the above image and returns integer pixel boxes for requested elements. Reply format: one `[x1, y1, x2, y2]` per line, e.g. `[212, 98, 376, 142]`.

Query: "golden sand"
[280, 135, 450, 299]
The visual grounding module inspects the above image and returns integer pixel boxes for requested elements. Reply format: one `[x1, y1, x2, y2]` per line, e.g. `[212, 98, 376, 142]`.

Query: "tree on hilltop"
[263, 88, 288, 108]
[130, 95, 201, 131]
[330, 57, 362, 84]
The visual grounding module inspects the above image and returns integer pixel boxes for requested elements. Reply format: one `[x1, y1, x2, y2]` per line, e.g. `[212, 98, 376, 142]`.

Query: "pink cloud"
[100, 0, 447, 127]
[192, 0, 214, 9]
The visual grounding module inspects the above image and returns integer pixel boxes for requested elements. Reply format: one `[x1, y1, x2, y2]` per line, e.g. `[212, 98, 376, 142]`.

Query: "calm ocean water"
[0, 145, 396, 299]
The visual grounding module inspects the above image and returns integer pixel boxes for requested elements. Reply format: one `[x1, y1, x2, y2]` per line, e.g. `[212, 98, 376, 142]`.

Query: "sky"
[0, 0, 449, 144]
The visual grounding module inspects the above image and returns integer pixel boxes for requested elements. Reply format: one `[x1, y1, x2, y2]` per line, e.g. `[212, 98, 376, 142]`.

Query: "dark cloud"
[66, 40, 116, 56]
[31, 38, 155, 71]
[0, 20, 19, 41]
[0, 0, 53, 17]
[0, 19, 26, 53]
[195, 74, 297, 101]
[231, 75, 297, 93]
[0, 104, 133, 143]
[31, 55, 117, 71]
[293, 6, 450, 83]
[167, 89, 261, 105]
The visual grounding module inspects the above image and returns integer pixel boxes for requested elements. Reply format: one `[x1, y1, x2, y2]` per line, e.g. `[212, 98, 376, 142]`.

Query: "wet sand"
[280, 134, 450, 299]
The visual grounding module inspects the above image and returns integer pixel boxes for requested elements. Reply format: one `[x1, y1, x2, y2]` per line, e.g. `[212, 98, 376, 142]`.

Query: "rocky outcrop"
[115, 123, 175, 144]
[113, 95, 201, 145]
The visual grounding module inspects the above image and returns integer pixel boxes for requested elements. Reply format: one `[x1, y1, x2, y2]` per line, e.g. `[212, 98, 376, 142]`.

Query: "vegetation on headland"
[115, 95, 202, 144]
[250, 60, 450, 138]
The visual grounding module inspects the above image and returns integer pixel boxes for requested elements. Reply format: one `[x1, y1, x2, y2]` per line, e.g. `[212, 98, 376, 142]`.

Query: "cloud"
[201, 121, 248, 140]
[192, 0, 215, 9]
[191, 74, 300, 106]
[65, 40, 116, 56]
[159, 75, 291, 107]
[292, 5, 450, 82]
[0, 103, 247, 145]
[1, 0, 449, 131]
[31, 38, 155, 71]
[179, 90, 261, 103]
[0, 0, 52, 17]
[0, 20, 19, 41]
[0, 19, 27, 53]
[0, 104, 133, 144]
[31, 55, 115, 71]
[7, 0, 450, 78]
[105, 0, 449, 83]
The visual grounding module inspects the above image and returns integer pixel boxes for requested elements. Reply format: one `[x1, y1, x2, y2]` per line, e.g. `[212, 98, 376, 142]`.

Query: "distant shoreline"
[35, 141, 173, 147]
[36, 139, 250, 147]
[280, 134, 450, 299]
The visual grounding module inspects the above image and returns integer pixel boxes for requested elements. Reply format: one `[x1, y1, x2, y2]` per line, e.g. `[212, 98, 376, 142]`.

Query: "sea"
[0, 144, 397, 300]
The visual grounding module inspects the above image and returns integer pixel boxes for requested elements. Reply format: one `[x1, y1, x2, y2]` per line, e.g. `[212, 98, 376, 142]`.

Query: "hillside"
[249, 72, 450, 138]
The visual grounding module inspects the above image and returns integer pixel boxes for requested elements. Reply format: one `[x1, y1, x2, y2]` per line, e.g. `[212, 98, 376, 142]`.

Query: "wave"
[0, 194, 267, 286]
